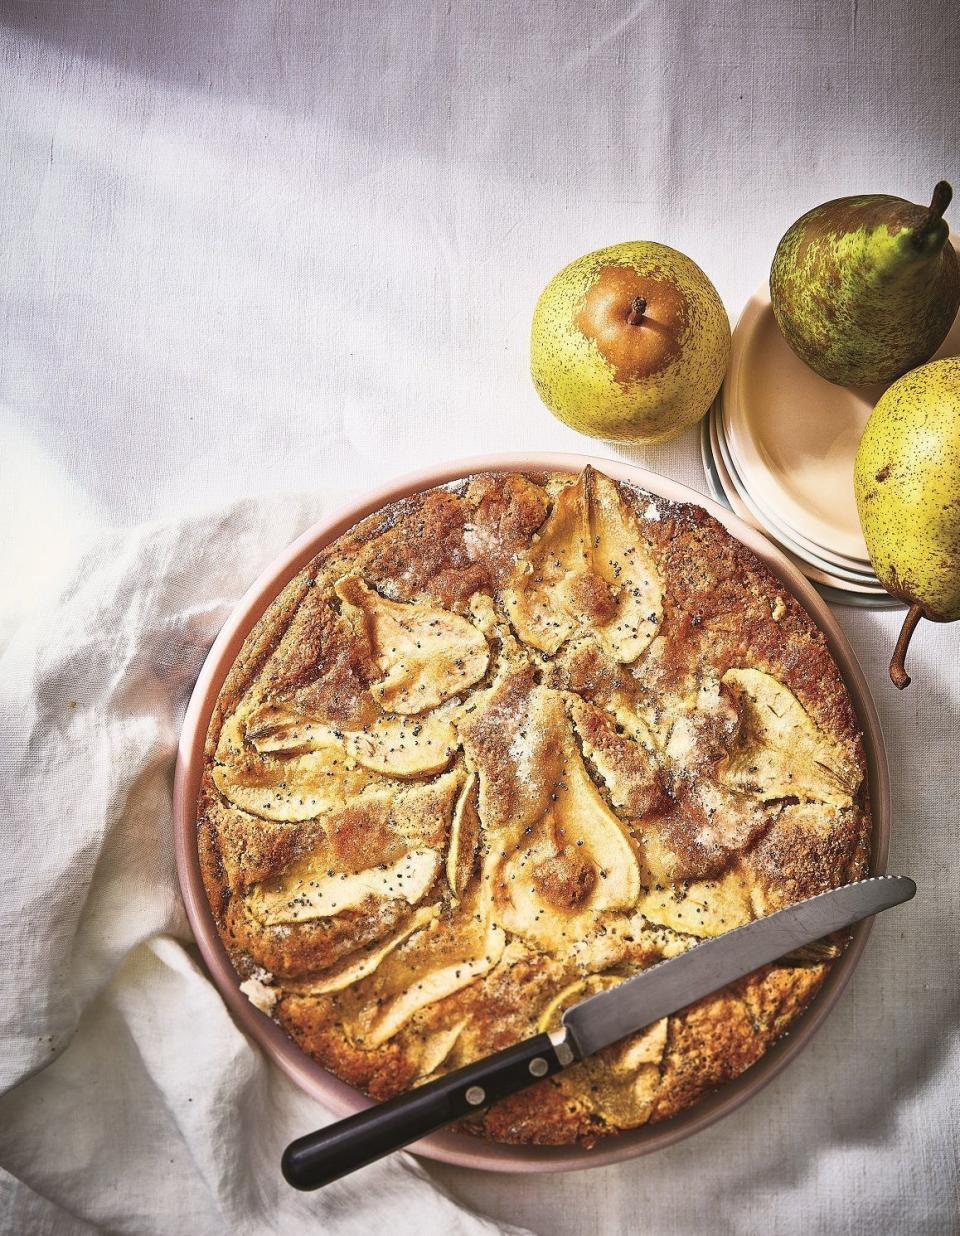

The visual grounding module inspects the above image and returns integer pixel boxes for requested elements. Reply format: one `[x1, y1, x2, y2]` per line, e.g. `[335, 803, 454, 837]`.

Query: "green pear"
[530, 242, 730, 445]
[771, 183, 959, 386]
[854, 356, 960, 688]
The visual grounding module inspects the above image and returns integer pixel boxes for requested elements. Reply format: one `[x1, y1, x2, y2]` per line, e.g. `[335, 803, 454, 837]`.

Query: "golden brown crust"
[197, 468, 871, 1146]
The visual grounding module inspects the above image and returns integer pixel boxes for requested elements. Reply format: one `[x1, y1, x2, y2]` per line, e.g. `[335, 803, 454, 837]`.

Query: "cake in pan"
[197, 467, 870, 1145]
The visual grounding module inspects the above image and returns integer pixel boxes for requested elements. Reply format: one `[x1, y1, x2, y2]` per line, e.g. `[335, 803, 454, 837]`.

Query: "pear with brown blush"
[530, 241, 731, 444]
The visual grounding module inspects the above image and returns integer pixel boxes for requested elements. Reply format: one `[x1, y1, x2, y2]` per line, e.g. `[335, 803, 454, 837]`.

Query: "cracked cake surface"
[197, 467, 870, 1145]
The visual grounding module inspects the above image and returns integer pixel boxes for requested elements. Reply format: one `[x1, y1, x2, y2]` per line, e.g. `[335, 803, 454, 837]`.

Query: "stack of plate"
[700, 286, 909, 609]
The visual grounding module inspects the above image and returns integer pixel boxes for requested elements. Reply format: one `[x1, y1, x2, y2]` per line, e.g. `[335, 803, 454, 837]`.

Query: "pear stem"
[889, 602, 924, 689]
[913, 181, 952, 247]
[626, 297, 647, 326]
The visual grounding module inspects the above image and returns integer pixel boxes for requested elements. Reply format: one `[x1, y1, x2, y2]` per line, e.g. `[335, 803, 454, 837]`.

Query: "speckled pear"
[530, 242, 731, 445]
[854, 356, 960, 688]
[771, 183, 959, 386]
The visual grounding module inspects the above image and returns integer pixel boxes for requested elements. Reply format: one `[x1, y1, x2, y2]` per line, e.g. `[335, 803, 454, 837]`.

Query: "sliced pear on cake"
[504, 468, 662, 663]
[247, 846, 442, 925]
[351, 861, 506, 1048]
[446, 772, 480, 898]
[636, 866, 754, 937]
[346, 714, 458, 779]
[494, 735, 642, 952]
[335, 575, 489, 714]
[212, 699, 378, 822]
[719, 668, 860, 807]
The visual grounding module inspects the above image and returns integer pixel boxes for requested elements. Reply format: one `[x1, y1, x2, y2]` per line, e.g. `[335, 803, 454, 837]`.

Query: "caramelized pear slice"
[446, 772, 480, 897]
[415, 1018, 470, 1080]
[458, 666, 568, 849]
[537, 973, 623, 1033]
[494, 742, 642, 951]
[538, 973, 668, 1128]
[504, 468, 662, 663]
[503, 475, 588, 654]
[581, 469, 663, 664]
[248, 847, 441, 925]
[212, 698, 385, 822]
[335, 575, 489, 714]
[566, 694, 667, 818]
[300, 904, 441, 995]
[637, 866, 754, 937]
[363, 925, 503, 1048]
[242, 701, 343, 755]
[588, 1017, 669, 1129]
[720, 668, 860, 807]
[357, 866, 506, 1048]
[346, 715, 457, 779]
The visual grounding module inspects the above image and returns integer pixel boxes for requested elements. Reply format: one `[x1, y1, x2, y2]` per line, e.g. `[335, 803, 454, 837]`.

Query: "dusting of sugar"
[464, 522, 496, 561]
[642, 502, 660, 521]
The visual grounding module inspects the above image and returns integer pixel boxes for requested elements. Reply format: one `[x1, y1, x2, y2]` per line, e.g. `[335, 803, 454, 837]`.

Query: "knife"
[281, 874, 915, 1190]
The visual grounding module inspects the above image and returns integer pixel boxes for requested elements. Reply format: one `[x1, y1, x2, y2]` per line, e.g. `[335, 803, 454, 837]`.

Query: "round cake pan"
[173, 452, 890, 1175]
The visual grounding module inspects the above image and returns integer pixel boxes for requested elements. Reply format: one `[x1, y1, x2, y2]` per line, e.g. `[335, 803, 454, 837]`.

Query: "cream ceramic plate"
[722, 258, 960, 566]
[721, 289, 877, 562]
[714, 411, 882, 586]
[720, 400, 878, 574]
[705, 408, 895, 603]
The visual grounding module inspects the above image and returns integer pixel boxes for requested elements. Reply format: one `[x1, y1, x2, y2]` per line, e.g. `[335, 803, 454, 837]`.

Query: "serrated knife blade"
[560, 875, 916, 1060]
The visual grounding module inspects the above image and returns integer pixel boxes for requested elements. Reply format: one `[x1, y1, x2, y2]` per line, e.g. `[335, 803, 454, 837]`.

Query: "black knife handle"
[281, 1030, 571, 1190]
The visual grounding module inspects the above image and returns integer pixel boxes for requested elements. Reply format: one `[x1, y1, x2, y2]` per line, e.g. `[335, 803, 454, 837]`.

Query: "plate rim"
[708, 407, 894, 600]
[173, 450, 890, 1175]
[700, 416, 902, 611]
[714, 407, 885, 588]
[718, 402, 877, 574]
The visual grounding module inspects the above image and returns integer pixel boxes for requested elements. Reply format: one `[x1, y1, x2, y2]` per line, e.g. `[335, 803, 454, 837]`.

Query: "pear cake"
[198, 467, 870, 1146]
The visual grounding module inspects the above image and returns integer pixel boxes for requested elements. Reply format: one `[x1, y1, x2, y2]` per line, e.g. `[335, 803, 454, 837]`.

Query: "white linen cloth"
[0, 495, 528, 1236]
[1, 1, 957, 1232]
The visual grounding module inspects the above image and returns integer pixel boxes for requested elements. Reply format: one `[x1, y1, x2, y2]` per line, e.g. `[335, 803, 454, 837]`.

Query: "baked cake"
[198, 467, 870, 1145]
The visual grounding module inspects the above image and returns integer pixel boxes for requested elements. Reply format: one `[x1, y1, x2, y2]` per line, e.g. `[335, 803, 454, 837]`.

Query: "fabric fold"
[0, 496, 526, 1236]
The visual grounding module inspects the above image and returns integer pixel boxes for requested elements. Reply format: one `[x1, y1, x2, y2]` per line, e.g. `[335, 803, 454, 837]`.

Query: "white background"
[1, 2, 958, 1232]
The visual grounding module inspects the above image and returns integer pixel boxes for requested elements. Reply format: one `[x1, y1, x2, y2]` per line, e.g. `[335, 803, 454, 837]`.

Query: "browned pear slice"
[616, 1017, 669, 1070]
[538, 973, 668, 1128]
[345, 715, 457, 779]
[503, 468, 662, 663]
[552, 753, 642, 907]
[363, 929, 503, 1048]
[335, 575, 489, 714]
[637, 866, 754, 937]
[494, 740, 642, 952]
[589, 1016, 669, 1129]
[357, 867, 506, 1048]
[414, 1018, 470, 1080]
[537, 972, 623, 1032]
[566, 694, 666, 819]
[503, 475, 589, 654]
[458, 666, 569, 848]
[580, 469, 663, 664]
[446, 772, 480, 897]
[300, 904, 441, 995]
[212, 700, 378, 822]
[242, 701, 343, 755]
[247, 847, 442, 926]
[720, 668, 860, 807]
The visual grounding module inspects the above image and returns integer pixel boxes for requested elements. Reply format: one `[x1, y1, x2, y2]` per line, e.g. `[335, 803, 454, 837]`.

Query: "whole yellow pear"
[531, 241, 731, 444]
[855, 355, 960, 688]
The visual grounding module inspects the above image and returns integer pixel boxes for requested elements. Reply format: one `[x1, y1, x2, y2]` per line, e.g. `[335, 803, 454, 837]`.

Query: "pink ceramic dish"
[173, 452, 890, 1175]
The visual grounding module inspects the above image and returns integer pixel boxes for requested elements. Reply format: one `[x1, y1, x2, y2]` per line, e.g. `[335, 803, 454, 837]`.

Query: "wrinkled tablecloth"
[1, 1, 958, 1232]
